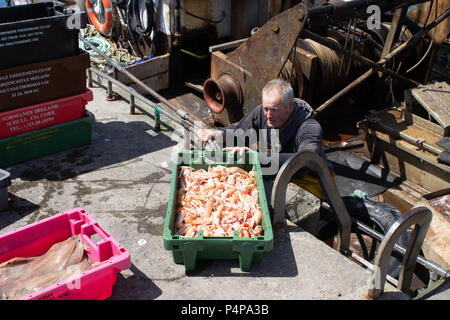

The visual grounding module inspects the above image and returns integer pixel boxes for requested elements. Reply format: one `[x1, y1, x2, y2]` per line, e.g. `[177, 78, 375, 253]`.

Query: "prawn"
[175, 166, 264, 238]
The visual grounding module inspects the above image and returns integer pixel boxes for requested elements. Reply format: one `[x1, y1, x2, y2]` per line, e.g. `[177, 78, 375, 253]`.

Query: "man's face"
[262, 91, 293, 128]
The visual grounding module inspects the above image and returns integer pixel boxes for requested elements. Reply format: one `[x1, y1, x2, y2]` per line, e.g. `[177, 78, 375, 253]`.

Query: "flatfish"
[0, 235, 93, 300]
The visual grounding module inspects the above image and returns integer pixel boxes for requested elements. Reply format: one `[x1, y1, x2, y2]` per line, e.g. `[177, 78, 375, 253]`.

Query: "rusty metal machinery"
[204, 4, 308, 125]
[204, 0, 449, 126]
[272, 150, 449, 299]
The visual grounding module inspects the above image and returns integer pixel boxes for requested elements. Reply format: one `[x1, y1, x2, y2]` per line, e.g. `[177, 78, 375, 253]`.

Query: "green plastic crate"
[163, 150, 274, 272]
[0, 111, 94, 168]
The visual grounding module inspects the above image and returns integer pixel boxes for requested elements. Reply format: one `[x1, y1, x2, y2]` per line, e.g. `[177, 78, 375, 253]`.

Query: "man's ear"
[289, 101, 294, 112]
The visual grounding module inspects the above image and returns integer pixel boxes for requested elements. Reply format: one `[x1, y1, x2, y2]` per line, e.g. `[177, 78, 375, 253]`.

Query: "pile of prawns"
[176, 165, 264, 238]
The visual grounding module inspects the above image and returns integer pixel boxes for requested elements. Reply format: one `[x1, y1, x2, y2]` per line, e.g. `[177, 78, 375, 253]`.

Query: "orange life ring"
[86, 0, 114, 36]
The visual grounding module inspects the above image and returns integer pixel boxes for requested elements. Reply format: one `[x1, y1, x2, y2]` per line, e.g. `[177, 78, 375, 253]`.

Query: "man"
[197, 78, 332, 201]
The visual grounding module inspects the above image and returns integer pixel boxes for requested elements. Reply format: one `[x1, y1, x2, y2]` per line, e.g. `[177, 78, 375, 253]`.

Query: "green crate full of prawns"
[163, 150, 274, 271]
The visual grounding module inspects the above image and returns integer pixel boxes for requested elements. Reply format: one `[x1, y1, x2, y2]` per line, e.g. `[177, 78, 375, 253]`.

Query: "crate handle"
[81, 223, 110, 252]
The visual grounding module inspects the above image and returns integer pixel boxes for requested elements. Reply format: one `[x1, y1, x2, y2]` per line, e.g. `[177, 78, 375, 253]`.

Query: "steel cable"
[303, 38, 346, 94]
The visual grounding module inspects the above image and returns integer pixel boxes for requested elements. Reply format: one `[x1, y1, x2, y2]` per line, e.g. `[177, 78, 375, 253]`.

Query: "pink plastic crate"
[0, 208, 131, 300]
[0, 90, 93, 139]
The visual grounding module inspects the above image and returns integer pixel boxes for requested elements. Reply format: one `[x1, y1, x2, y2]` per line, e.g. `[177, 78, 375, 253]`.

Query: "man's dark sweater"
[218, 98, 330, 176]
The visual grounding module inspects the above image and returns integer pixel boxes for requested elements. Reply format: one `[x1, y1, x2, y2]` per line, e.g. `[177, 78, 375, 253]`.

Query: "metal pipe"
[368, 206, 433, 298]
[352, 218, 450, 279]
[170, 0, 183, 87]
[107, 79, 113, 100]
[367, 116, 442, 156]
[78, 35, 194, 125]
[306, 1, 412, 28]
[315, 68, 375, 116]
[130, 94, 135, 115]
[174, 0, 181, 38]
[89, 67, 195, 132]
[87, 69, 93, 88]
[350, 251, 399, 287]
[307, 0, 431, 21]
[209, 38, 248, 53]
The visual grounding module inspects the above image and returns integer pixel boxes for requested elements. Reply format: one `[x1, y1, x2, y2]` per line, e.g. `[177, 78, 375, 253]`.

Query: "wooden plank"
[293, 45, 319, 105]
[124, 72, 169, 95]
[381, 8, 408, 59]
[361, 129, 450, 192]
[411, 81, 450, 134]
[378, 7, 408, 78]
[367, 108, 445, 155]
[168, 93, 214, 126]
[294, 46, 318, 82]
[403, 110, 445, 136]
[115, 53, 170, 88]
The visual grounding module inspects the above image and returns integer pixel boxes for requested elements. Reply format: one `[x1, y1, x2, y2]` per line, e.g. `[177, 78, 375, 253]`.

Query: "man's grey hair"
[262, 79, 294, 109]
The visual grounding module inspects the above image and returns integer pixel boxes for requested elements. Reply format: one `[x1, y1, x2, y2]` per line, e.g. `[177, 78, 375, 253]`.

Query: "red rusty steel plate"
[205, 4, 308, 126]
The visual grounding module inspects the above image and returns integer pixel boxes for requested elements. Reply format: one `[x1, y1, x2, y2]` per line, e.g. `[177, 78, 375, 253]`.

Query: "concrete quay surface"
[1, 83, 440, 300]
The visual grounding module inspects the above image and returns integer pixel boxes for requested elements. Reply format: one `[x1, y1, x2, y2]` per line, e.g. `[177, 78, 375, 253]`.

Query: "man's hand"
[222, 146, 250, 156]
[197, 128, 225, 144]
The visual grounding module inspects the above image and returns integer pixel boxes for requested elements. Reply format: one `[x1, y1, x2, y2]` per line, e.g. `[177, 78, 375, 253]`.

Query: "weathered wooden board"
[410, 82, 450, 136]
[113, 53, 169, 95]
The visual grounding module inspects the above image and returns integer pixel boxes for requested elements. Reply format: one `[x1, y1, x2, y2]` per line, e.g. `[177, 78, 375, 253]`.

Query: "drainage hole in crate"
[173, 245, 180, 249]
[257, 246, 264, 251]
[90, 233, 103, 244]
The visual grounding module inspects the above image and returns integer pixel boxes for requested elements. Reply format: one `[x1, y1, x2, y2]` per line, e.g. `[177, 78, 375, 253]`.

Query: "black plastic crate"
[0, 1, 87, 69]
[0, 168, 10, 212]
[0, 49, 90, 112]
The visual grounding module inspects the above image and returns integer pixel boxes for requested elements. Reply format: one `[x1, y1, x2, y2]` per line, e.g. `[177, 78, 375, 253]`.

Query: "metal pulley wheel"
[203, 74, 243, 115]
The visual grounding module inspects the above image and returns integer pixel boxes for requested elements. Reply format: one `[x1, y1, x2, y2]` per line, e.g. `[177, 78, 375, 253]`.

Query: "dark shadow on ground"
[183, 226, 300, 278]
[7, 119, 177, 182]
[325, 150, 403, 197]
[0, 194, 39, 230]
[109, 263, 163, 300]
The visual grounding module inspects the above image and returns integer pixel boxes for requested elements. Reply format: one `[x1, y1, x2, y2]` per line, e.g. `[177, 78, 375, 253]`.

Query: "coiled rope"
[80, 25, 142, 70]
[302, 37, 347, 94]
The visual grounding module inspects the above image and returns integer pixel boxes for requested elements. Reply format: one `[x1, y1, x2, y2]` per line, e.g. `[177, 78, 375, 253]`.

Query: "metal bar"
[184, 128, 191, 150]
[315, 69, 375, 116]
[79, 35, 194, 125]
[306, 0, 431, 26]
[350, 251, 399, 287]
[89, 67, 195, 132]
[367, 116, 442, 156]
[155, 105, 163, 132]
[209, 38, 248, 52]
[272, 151, 352, 255]
[369, 206, 433, 298]
[352, 217, 450, 279]
[107, 79, 113, 99]
[87, 69, 93, 88]
[355, 226, 370, 260]
[130, 94, 135, 115]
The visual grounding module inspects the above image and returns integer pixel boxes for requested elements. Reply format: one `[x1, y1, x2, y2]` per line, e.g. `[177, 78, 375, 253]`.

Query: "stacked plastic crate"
[0, 1, 93, 168]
